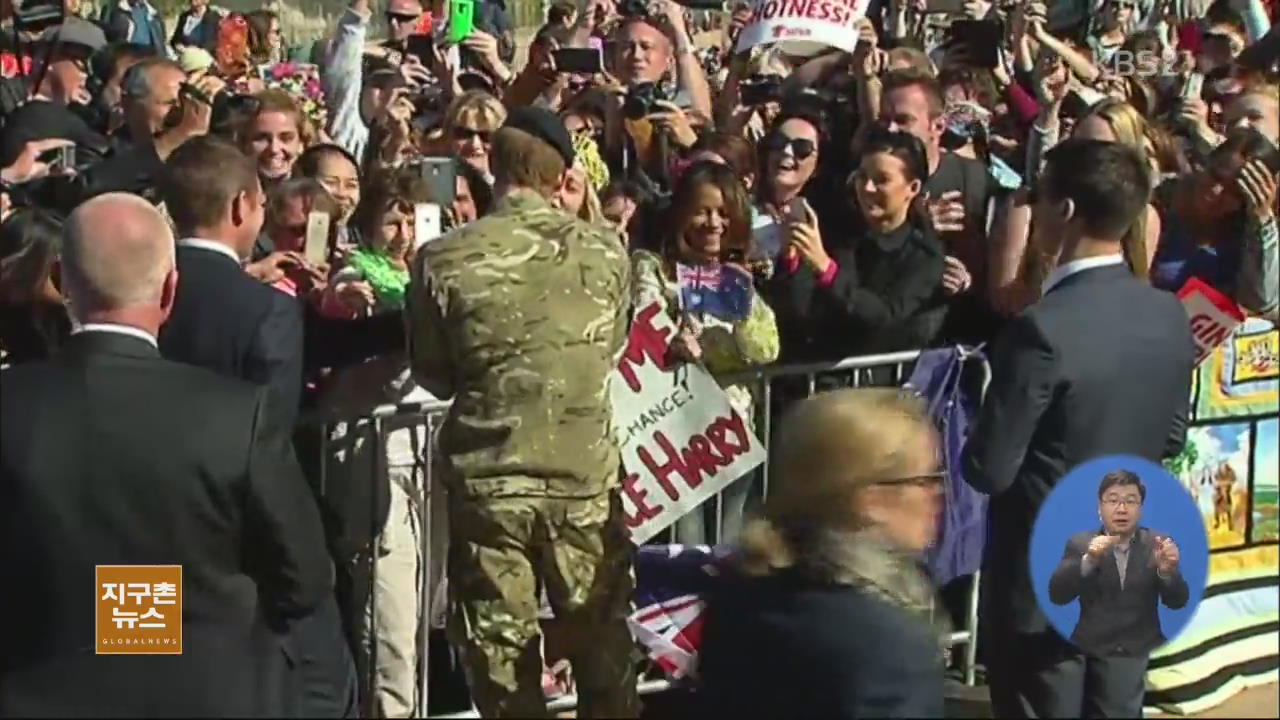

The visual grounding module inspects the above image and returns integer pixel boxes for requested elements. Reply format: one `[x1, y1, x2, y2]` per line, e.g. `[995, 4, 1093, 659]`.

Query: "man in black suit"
[157, 135, 305, 432]
[0, 193, 331, 717]
[962, 139, 1195, 718]
[157, 137, 362, 717]
[1049, 470, 1189, 659]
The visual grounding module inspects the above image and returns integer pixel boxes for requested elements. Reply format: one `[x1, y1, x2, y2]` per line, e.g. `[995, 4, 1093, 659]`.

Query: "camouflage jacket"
[406, 188, 631, 500]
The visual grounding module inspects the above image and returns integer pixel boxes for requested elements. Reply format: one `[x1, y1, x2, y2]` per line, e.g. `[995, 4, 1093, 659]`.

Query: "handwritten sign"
[735, 0, 871, 56]
[1178, 277, 1247, 367]
[611, 302, 767, 544]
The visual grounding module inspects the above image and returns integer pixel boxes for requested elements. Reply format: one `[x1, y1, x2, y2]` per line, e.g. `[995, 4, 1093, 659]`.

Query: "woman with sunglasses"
[700, 388, 948, 719]
[766, 128, 947, 364]
[630, 161, 779, 544]
[442, 90, 506, 184]
[752, 108, 825, 266]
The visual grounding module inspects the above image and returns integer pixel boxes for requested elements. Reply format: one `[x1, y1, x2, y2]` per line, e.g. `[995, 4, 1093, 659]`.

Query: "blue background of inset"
[1030, 455, 1210, 650]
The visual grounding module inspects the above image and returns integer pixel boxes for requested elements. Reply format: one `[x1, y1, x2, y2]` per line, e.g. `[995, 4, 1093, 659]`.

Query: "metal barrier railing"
[306, 347, 990, 718]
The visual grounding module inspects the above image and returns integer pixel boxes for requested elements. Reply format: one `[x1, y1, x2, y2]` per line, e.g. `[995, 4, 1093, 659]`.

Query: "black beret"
[503, 106, 575, 167]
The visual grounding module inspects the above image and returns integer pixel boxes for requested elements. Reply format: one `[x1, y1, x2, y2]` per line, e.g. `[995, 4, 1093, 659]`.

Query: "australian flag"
[628, 544, 728, 679]
[677, 264, 753, 323]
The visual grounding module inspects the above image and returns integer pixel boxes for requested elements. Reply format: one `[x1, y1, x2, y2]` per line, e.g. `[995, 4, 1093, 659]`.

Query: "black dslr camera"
[623, 82, 669, 120]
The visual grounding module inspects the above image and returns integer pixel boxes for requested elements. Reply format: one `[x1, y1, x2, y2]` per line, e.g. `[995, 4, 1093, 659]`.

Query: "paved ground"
[942, 680, 1280, 719]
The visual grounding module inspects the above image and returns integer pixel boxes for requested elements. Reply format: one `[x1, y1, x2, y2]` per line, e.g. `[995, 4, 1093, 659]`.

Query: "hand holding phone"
[304, 211, 331, 267]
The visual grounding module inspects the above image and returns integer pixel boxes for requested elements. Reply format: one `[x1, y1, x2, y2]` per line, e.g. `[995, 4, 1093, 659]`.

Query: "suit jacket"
[1048, 527, 1190, 657]
[962, 262, 1194, 635]
[159, 244, 305, 432]
[0, 330, 331, 717]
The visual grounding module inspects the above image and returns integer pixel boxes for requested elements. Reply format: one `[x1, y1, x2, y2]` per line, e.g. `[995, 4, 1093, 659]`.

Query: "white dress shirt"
[71, 323, 159, 348]
[1042, 254, 1126, 295]
[176, 237, 242, 265]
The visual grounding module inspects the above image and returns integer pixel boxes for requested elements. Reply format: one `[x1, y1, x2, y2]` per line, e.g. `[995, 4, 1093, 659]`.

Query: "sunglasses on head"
[453, 127, 492, 142]
[763, 134, 817, 160]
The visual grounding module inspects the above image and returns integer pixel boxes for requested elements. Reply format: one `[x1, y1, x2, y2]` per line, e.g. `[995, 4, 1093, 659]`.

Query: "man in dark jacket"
[963, 139, 1194, 719]
[0, 193, 331, 717]
[100, 0, 170, 58]
[1048, 470, 1189, 659]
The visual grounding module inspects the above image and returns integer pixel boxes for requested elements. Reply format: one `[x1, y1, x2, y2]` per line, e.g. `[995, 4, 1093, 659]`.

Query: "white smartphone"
[304, 211, 330, 267]
[1181, 71, 1205, 100]
[414, 203, 443, 250]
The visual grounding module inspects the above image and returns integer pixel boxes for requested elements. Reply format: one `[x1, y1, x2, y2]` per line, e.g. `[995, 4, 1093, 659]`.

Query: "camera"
[623, 82, 669, 120]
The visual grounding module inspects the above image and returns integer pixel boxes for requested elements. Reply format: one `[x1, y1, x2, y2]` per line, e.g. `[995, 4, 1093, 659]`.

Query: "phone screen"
[304, 211, 331, 267]
[552, 48, 604, 75]
[414, 203, 444, 249]
[420, 157, 457, 206]
[406, 33, 434, 65]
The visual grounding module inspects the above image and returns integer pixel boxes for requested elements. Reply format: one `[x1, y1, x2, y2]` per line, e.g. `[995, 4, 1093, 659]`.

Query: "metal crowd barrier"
[307, 347, 991, 718]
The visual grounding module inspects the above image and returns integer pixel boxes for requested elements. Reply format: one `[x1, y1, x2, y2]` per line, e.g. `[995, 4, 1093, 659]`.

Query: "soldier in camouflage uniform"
[405, 107, 637, 719]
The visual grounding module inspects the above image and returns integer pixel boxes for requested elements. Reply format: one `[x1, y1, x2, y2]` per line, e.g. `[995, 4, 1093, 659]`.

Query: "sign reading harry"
[612, 302, 767, 544]
[96, 565, 182, 654]
[735, 0, 871, 56]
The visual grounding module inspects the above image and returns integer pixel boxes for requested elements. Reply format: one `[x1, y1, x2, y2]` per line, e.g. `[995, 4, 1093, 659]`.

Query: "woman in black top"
[700, 388, 949, 719]
[767, 128, 946, 362]
[0, 209, 69, 365]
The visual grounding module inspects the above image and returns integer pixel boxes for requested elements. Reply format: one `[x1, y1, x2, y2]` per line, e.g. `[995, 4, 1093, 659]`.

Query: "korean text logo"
[96, 565, 182, 654]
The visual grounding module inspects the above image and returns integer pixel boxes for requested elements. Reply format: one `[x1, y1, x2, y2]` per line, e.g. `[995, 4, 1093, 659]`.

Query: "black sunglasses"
[386, 12, 419, 24]
[763, 134, 817, 160]
[873, 471, 946, 489]
[453, 127, 493, 143]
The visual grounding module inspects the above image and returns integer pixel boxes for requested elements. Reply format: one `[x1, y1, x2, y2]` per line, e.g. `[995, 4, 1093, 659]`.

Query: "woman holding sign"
[630, 161, 780, 545]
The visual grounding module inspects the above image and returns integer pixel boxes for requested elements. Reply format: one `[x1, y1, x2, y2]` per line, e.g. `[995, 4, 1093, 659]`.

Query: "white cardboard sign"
[610, 302, 767, 544]
[1178, 277, 1247, 367]
[734, 0, 871, 56]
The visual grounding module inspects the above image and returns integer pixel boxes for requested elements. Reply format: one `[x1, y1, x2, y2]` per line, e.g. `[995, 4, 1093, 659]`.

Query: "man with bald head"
[0, 194, 331, 717]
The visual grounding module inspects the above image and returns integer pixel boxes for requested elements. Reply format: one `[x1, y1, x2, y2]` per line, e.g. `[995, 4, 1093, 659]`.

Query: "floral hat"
[262, 62, 328, 137]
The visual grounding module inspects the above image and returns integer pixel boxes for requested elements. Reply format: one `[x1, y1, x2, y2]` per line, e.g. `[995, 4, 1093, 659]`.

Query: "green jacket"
[407, 189, 631, 500]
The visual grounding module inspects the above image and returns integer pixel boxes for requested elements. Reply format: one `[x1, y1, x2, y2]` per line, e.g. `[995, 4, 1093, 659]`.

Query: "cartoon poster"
[1252, 418, 1278, 544]
[1170, 423, 1253, 549]
[1193, 318, 1279, 421]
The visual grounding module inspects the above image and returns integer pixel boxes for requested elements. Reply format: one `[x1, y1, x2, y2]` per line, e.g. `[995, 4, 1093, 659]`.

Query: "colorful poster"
[1252, 418, 1278, 544]
[1193, 318, 1280, 421]
[1172, 424, 1253, 549]
[611, 302, 767, 544]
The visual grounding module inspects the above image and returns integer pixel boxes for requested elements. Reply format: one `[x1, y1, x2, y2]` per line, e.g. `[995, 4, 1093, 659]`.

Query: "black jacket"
[171, 8, 221, 51]
[766, 220, 947, 363]
[1048, 526, 1190, 657]
[700, 568, 944, 718]
[0, 330, 330, 717]
[962, 263, 1194, 636]
[159, 244, 306, 433]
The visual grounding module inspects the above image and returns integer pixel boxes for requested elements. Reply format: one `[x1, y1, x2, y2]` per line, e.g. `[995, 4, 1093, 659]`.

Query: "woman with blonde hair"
[990, 98, 1162, 315]
[700, 388, 947, 717]
[442, 91, 507, 183]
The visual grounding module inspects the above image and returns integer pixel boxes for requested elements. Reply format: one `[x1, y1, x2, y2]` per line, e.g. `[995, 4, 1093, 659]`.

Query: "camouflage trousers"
[446, 489, 640, 719]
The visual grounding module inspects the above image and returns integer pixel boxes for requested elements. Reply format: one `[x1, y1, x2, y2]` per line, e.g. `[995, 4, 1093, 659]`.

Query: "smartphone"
[552, 48, 604, 75]
[449, 0, 475, 44]
[948, 20, 1002, 68]
[406, 33, 434, 65]
[924, 0, 965, 12]
[304, 211, 331, 267]
[414, 203, 444, 249]
[1180, 71, 1205, 100]
[740, 78, 784, 106]
[420, 156, 457, 206]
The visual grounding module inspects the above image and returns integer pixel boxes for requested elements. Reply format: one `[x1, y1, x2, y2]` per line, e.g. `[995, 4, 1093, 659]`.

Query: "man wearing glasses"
[1046, 469, 1190, 716]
